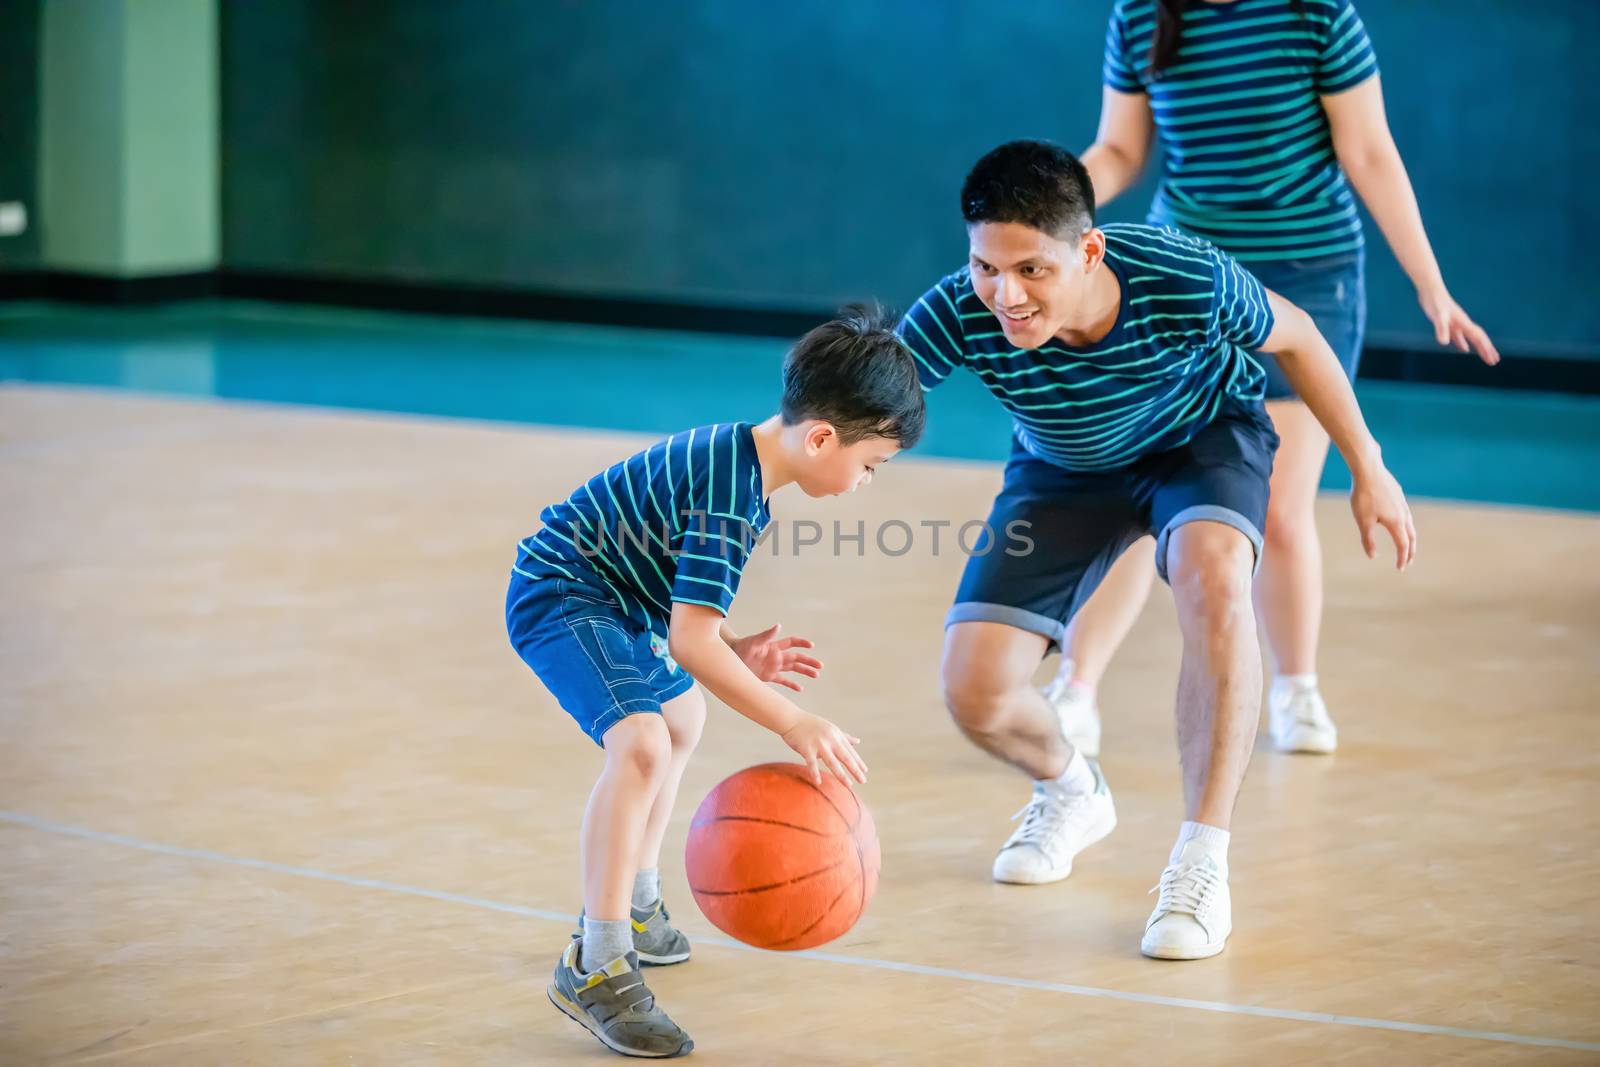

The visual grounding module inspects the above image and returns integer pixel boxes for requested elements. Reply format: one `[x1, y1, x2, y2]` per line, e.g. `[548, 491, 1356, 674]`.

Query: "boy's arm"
[670, 602, 866, 784]
[1257, 290, 1417, 569]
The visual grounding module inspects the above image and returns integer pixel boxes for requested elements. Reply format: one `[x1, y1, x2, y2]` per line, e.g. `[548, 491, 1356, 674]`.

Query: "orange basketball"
[684, 762, 880, 951]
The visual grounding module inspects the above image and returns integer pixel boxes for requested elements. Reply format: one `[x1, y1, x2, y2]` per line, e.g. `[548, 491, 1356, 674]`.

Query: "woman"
[1048, 0, 1498, 755]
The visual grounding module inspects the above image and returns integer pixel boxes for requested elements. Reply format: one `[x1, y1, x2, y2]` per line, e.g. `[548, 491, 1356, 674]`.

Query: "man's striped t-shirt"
[1103, 0, 1379, 262]
[897, 224, 1273, 472]
[513, 423, 770, 638]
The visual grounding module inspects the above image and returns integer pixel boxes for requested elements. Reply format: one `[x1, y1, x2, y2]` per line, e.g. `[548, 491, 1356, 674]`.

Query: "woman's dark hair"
[1151, 0, 1305, 77]
[781, 303, 926, 448]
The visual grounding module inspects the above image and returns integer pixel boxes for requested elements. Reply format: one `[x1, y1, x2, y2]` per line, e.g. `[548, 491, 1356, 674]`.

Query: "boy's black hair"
[781, 304, 926, 449]
[960, 139, 1095, 240]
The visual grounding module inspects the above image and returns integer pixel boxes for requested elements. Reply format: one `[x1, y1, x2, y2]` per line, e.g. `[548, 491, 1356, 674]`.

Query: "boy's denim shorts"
[506, 573, 694, 746]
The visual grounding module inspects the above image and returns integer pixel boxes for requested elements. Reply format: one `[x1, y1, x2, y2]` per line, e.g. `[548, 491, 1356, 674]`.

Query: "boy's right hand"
[780, 713, 867, 786]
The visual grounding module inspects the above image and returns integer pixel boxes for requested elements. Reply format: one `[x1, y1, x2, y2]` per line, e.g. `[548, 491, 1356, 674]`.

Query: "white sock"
[1041, 746, 1096, 800]
[1272, 673, 1318, 698]
[1171, 821, 1230, 869]
[632, 867, 660, 910]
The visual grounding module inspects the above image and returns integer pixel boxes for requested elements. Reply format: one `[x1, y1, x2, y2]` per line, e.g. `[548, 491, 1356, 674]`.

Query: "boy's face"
[967, 221, 1100, 349]
[795, 425, 900, 498]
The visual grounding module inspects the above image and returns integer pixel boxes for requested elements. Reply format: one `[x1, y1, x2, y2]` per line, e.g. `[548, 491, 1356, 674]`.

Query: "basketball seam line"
[768, 878, 857, 950]
[798, 767, 857, 836]
[689, 815, 835, 837]
[688, 857, 849, 897]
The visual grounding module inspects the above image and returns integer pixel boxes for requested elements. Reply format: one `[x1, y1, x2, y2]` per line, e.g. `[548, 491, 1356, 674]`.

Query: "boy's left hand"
[729, 624, 822, 692]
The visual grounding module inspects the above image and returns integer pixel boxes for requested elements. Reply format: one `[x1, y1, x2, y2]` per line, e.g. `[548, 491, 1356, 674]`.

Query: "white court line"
[4, 809, 1597, 1055]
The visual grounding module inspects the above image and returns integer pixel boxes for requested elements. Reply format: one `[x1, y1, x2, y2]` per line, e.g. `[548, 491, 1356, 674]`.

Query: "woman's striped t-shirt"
[1103, 0, 1379, 262]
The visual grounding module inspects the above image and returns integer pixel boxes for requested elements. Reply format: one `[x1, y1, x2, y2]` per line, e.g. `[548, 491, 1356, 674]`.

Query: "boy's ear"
[804, 422, 836, 454]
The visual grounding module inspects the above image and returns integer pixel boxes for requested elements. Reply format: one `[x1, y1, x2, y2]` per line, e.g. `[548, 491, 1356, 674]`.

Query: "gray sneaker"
[548, 939, 694, 1058]
[574, 900, 692, 966]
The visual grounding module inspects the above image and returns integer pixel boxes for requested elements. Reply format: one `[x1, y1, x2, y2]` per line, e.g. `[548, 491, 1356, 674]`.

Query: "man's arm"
[1257, 290, 1416, 569]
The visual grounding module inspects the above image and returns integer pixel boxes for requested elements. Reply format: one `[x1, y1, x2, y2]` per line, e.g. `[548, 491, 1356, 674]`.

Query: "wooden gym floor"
[2, 385, 1596, 1064]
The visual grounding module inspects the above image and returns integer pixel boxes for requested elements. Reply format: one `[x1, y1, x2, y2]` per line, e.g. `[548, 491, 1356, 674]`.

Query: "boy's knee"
[604, 714, 673, 781]
[663, 691, 706, 753]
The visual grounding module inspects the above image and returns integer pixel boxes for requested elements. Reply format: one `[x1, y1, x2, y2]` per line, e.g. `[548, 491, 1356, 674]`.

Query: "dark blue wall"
[221, 1, 1600, 356]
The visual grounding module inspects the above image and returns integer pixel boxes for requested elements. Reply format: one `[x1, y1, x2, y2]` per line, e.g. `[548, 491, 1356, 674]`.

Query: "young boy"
[506, 307, 925, 1058]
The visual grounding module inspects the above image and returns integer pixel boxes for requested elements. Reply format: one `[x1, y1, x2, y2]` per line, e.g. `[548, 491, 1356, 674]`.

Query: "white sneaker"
[1043, 658, 1101, 758]
[1140, 840, 1231, 960]
[992, 760, 1117, 885]
[1269, 681, 1338, 754]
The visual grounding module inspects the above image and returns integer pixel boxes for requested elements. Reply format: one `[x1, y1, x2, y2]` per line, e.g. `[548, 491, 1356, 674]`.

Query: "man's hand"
[1350, 463, 1416, 570]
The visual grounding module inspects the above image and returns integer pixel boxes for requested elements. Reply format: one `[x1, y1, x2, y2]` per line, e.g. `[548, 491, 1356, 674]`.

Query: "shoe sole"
[547, 985, 694, 1058]
[1274, 731, 1337, 755]
[992, 807, 1118, 886]
[1140, 936, 1228, 961]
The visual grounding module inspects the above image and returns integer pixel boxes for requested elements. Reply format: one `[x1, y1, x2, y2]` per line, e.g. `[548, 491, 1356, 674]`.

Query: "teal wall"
[39, 0, 217, 275]
[220, 1, 1600, 357]
[0, 0, 42, 270]
[39, 0, 127, 274]
[121, 0, 219, 273]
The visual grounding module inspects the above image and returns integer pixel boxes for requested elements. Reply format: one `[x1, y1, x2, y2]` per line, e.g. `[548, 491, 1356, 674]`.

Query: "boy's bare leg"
[636, 687, 706, 876]
[555, 707, 692, 1056]
[580, 713, 673, 951]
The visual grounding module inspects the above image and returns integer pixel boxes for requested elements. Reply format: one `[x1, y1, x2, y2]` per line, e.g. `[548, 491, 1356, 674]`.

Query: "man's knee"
[940, 621, 1051, 737]
[1169, 521, 1255, 619]
[940, 662, 1012, 736]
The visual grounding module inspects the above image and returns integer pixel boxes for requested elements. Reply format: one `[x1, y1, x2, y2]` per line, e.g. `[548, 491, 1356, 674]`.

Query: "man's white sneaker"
[1043, 658, 1101, 758]
[1140, 840, 1232, 960]
[992, 760, 1116, 885]
[1269, 681, 1338, 754]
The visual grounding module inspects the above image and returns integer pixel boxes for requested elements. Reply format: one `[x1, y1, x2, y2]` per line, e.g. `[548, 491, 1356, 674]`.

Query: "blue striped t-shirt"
[514, 423, 771, 638]
[898, 224, 1273, 472]
[1103, 0, 1379, 262]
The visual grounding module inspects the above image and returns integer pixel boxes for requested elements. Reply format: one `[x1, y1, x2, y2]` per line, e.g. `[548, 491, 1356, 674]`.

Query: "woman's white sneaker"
[1043, 658, 1102, 758]
[1269, 681, 1338, 754]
